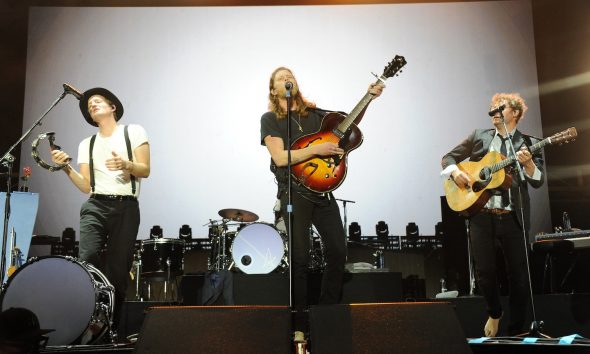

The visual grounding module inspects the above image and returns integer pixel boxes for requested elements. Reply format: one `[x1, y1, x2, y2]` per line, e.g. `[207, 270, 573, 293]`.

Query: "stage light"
[435, 221, 444, 239]
[179, 224, 192, 240]
[150, 225, 163, 239]
[62, 227, 75, 255]
[406, 222, 419, 241]
[349, 222, 361, 242]
[375, 221, 389, 241]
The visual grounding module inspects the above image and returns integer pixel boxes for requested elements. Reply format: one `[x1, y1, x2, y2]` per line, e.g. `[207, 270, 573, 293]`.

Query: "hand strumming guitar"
[313, 142, 344, 157]
[451, 169, 471, 189]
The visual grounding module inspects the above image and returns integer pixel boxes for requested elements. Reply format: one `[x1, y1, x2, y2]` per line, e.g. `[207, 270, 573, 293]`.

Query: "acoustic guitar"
[291, 55, 407, 193]
[443, 127, 577, 216]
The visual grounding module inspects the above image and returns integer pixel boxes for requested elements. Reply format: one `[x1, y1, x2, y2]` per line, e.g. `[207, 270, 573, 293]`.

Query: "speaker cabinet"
[134, 306, 292, 354]
[310, 302, 470, 354]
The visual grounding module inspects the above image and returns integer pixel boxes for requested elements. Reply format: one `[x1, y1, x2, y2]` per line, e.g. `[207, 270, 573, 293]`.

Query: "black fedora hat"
[79, 87, 124, 127]
[0, 307, 54, 342]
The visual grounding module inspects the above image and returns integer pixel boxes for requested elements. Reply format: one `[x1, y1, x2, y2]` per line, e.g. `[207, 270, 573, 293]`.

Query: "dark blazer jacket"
[441, 128, 545, 230]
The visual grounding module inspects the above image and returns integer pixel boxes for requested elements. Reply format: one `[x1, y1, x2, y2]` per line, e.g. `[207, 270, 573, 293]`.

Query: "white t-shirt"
[78, 124, 148, 197]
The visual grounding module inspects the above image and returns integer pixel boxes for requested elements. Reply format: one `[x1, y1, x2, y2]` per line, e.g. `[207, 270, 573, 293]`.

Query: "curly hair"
[491, 92, 528, 123]
[268, 67, 315, 119]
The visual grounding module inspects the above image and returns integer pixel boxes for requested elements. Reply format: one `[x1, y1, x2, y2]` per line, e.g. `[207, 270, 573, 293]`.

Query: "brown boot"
[294, 331, 307, 354]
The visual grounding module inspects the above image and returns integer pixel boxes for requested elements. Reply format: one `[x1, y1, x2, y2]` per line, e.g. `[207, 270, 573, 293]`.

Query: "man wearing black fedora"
[0, 307, 54, 353]
[51, 87, 150, 336]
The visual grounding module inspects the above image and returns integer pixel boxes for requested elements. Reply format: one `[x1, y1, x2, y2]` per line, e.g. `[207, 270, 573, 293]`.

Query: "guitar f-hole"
[299, 162, 319, 184]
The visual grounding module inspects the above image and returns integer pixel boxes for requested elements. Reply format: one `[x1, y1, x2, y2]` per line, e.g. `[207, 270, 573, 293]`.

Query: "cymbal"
[218, 208, 259, 222]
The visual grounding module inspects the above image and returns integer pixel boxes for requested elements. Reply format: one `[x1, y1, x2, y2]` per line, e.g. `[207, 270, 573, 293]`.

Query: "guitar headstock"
[549, 127, 577, 145]
[382, 55, 407, 79]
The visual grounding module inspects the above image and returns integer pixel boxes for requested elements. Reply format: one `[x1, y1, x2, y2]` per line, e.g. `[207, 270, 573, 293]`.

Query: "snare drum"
[141, 238, 184, 278]
[0, 256, 114, 345]
[231, 223, 286, 274]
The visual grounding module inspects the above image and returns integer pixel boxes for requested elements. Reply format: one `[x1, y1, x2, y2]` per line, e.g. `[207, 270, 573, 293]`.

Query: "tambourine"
[31, 132, 71, 172]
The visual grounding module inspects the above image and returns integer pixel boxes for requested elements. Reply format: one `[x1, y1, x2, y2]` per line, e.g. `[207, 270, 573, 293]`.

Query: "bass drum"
[231, 222, 286, 274]
[0, 256, 114, 345]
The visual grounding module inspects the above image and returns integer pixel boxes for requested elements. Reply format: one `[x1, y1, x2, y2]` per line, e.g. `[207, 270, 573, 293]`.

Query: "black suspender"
[89, 125, 136, 195]
[124, 125, 137, 195]
[89, 135, 97, 193]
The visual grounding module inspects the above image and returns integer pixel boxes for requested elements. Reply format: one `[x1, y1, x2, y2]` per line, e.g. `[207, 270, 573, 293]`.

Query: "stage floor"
[38, 294, 590, 354]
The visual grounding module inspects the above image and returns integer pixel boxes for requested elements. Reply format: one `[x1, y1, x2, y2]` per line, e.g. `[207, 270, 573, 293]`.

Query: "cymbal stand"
[133, 249, 143, 301]
[211, 220, 230, 271]
[336, 198, 355, 261]
[163, 258, 173, 302]
[335, 198, 355, 241]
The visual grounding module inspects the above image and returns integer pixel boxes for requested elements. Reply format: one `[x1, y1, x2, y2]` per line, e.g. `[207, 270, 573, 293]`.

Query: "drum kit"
[0, 207, 326, 346]
[208, 208, 289, 274]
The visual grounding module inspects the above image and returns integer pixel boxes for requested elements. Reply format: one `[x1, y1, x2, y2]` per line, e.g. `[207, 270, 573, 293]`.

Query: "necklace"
[291, 115, 303, 132]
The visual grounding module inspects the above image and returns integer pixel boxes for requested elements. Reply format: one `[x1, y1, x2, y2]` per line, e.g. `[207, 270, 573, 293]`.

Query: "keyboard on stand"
[534, 230, 590, 249]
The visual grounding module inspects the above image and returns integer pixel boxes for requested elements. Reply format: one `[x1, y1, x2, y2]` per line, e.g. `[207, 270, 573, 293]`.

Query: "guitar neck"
[335, 77, 385, 134]
[490, 136, 550, 173]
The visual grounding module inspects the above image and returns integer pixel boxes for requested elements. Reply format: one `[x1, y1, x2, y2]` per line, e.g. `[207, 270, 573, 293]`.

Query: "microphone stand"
[335, 198, 355, 261]
[1, 89, 68, 284]
[499, 114, 548, 338]
[285, 86, 294, 309]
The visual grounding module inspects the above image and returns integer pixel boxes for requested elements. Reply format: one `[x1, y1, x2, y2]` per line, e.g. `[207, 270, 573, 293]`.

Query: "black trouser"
[470, 211, 530, 335]
[79, 198, 140, 330]
[280, 189, 346, 332]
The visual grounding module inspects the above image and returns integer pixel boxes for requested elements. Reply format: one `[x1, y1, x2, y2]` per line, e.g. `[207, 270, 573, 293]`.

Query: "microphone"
[63, 83, 83, 100]
[488, 104, 506, 117]
[285, 81, 293, 90]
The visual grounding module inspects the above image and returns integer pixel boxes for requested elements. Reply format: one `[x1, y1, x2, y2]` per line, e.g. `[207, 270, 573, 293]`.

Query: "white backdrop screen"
[20, 0, 550, 240]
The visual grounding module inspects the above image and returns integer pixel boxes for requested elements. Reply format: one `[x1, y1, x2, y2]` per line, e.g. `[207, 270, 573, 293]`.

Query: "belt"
[91, 194, 137, 201]
[482, 208, 511, 215]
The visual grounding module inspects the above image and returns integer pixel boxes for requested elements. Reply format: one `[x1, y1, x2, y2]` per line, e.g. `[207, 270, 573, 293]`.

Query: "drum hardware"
[373, 249, 385, 269]
[131, 248, 143, 301]
[308, 226, 325, 271]
[206, 218, 234, 272]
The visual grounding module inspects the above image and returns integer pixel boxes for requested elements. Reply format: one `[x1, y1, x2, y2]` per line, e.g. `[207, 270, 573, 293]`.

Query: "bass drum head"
[1, 256, 99, 345]
[231, 223, 285, 274]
